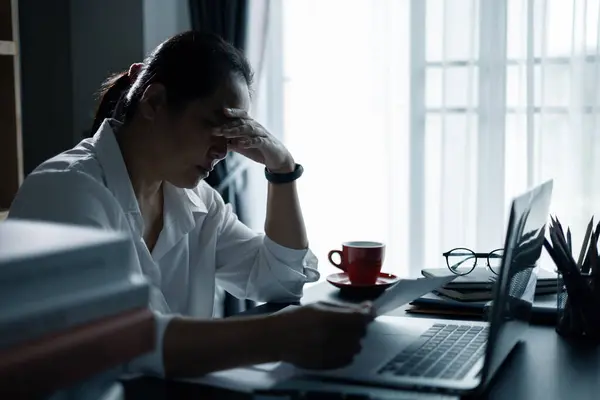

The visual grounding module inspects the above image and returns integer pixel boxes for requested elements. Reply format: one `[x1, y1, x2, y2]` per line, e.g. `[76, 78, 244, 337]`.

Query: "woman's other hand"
[213, 108, 296, 173]
[269, 302, 375, 370]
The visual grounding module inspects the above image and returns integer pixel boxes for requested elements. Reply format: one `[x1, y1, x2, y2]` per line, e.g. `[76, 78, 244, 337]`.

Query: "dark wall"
[70, 0, 144, 141]
[19, 0, 74, 175]
[18, 0, 145, 175]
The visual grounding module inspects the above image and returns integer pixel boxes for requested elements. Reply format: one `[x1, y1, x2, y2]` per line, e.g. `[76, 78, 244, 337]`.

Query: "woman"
[8, 31, 373, 377]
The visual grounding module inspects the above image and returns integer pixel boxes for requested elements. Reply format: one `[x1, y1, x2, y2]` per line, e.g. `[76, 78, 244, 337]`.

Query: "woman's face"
[150, 73, 251, 189]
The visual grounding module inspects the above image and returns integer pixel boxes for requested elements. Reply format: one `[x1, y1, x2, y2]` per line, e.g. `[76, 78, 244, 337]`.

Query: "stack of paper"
[0, 220, 150, 348]
[421, 267, 557, 301]
[0, 220, 153, 398]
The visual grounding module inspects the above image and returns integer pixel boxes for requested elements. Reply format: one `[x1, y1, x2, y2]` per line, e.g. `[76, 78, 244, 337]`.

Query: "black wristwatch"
[264, 163, 304, 184]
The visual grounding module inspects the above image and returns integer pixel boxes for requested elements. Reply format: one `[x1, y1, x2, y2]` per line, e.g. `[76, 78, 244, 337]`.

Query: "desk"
[124, 282, 600, 399]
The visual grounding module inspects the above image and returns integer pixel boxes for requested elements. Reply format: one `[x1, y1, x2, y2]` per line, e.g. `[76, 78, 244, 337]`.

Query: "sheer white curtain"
[506, 0, 600, 253]
[256, 0, 600, 281]
[278, 0, 411, 281]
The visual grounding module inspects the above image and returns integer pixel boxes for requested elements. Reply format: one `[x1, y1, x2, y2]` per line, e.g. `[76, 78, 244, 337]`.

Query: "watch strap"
[265, 163, 304, 184]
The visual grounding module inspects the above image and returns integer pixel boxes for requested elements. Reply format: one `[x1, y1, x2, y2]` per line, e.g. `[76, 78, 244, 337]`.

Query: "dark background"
[18, 0, 190, 174]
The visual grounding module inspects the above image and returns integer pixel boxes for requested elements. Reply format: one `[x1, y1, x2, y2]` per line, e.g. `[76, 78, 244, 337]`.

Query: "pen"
[577, 218, 593, 269]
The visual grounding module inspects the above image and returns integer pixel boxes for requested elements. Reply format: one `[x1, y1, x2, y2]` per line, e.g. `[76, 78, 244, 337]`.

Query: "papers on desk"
[184, 361, 459, 399]
[373, 275, 458, 316]
[269, 378, 460, 399]
[181, 363, 295, 393]
[183, 276, 458, 393]
[319, 275, 458, 316]
[250, 362, 284, 372]
[185, 364, 459, 399]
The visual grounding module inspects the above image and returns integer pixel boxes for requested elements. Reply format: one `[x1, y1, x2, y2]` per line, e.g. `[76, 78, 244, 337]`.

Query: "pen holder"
[545, 216, 600, 344]
[556, 272, 600, 341]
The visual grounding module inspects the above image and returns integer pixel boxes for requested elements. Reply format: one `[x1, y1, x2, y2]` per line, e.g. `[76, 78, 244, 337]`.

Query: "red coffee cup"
[328, 241, 386, 285]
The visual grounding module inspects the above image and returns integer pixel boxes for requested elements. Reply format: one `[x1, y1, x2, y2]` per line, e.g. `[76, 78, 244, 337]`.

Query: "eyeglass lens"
[446, 248, 477, 275]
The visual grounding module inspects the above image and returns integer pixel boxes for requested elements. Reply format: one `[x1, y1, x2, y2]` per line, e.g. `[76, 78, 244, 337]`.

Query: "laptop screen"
[481, 180, 553, 384]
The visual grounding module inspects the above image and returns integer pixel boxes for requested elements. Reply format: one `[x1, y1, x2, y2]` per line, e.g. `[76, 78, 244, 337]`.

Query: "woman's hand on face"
[270, 302, 375, 370]
[213, 108, 296, 173]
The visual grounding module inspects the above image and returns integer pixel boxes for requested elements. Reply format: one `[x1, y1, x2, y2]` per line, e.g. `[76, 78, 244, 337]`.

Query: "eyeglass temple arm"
[449, 255, 476, 270]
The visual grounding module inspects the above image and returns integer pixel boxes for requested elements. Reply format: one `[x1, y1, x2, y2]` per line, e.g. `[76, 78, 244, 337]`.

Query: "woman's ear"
[138, 83, 167, 121]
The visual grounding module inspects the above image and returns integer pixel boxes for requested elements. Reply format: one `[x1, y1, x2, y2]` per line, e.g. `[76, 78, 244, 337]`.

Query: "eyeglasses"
[442, 248, 504, 276]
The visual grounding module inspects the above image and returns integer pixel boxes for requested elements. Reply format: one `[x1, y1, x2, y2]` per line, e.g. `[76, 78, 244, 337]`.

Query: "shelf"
[0, 30, 22, 209]
[0, 40, 15, 55]
[0, 0, 22, 209]
[0, 0, 13, 41]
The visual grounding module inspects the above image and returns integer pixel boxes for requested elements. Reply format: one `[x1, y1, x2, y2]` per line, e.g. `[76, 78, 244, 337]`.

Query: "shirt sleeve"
[212, 190, 320, 303]
[8, 169, 170, 377]
[8, 169, 124, 230]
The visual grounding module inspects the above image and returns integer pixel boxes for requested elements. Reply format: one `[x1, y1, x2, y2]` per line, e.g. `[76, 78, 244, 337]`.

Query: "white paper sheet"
[372, 275, 457, 315]
[249, 362, 283, 372]
[181, 363, 296, 393]
[180, 277, 458, 393]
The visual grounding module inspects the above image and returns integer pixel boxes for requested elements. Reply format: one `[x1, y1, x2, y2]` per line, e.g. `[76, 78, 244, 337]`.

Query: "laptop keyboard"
[378, 323, 488, 380]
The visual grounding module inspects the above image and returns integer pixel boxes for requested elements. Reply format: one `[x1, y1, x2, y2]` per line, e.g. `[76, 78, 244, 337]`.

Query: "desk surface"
[124, 282, 600, 400]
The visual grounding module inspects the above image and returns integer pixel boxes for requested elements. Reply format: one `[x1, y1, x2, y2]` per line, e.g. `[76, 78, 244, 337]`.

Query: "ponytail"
[91, 71, 130, 134]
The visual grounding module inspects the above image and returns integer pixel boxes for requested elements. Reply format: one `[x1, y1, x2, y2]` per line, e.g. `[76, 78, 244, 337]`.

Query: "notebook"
[421, 267, 557, 290]
[434, 283, 556, 301]
[409, 292, 558, 324]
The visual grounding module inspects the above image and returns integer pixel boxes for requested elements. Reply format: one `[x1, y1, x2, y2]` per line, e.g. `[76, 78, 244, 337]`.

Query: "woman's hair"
[91, 31, 253, 133]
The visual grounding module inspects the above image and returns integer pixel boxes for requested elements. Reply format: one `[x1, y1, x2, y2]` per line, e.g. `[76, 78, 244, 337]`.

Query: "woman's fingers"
[213, 127, 247, 137]
[221, 125, 248, 134]
[213, 113, 269, 150]
[216, 130, 253, 139]
[228, 137, 262, 149]
[224, 108, 250, 119]
[214, 123, 263, 139]
[220, 119, 246, 129]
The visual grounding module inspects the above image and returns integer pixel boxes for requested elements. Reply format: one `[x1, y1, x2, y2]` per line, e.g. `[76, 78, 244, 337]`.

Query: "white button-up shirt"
[8, 119, 319, 376]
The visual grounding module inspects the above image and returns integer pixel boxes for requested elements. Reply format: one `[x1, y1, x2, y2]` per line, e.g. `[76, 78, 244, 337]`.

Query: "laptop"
[299, 180, 554, 396]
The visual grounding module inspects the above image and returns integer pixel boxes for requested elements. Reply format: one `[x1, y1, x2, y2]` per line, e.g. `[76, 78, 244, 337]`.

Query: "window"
[265, 0, 600, 281]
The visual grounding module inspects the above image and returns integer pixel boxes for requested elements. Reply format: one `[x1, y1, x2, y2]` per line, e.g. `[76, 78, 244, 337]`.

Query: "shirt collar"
[93, 119, 140, 215]
[163, 183, 208, 224]
[92, 118, 209, 225]
[153, 183, 208, 259]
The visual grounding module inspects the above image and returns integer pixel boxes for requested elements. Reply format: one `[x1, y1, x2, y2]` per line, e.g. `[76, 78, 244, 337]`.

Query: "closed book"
[0, 274, 149, 349]
[0, 220, 134, 300]
[0, 308, 154, 398]
[434, 283, 557, 302]
[410, 292, 486, 312]
[421, 267, 557, 290]
[0, 263, 132, 309]
[410, 292, 558, 323]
